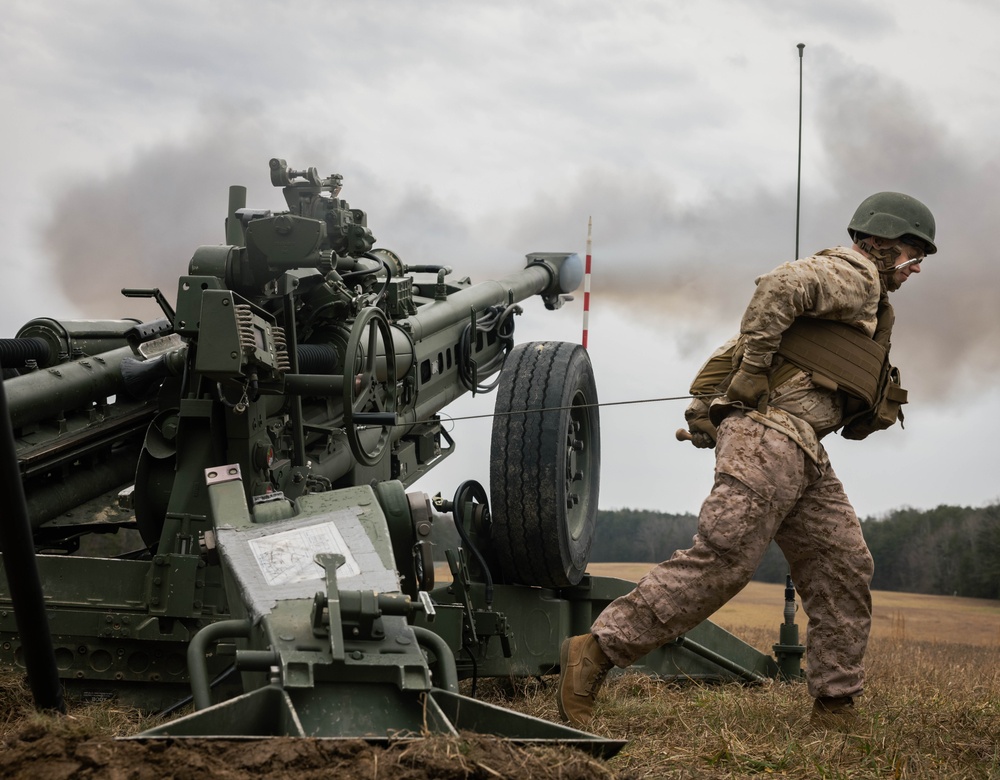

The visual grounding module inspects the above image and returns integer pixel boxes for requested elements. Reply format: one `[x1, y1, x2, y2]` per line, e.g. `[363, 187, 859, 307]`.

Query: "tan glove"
[726, 363, 770, 413]
[684, 409, 718, 449]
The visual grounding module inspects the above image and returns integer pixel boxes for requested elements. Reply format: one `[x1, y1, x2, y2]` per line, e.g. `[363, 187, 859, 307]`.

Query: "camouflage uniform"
[592, 247, 880, 700]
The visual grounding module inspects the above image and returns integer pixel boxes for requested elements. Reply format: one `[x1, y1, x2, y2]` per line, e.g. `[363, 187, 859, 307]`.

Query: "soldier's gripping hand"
[726, 363, 770, 413]
[684, 408, 718, 449]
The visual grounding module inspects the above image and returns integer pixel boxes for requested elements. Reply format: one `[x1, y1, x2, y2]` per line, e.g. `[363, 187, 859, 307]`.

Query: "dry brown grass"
[474, 569, 1000, 778]
[3, 572, 999, 778]
[587, 564, 1000, 647]
[475, 627, 1000, 778]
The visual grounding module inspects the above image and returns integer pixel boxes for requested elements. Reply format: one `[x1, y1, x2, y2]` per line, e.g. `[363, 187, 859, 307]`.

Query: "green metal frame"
[0, 161, 804, 757]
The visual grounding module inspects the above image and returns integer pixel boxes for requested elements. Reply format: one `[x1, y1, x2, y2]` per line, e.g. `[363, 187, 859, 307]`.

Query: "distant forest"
[590, 503, 1000, 601]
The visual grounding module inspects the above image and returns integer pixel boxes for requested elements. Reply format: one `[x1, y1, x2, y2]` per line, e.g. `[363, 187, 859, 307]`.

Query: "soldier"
[556, 192, 937, 726]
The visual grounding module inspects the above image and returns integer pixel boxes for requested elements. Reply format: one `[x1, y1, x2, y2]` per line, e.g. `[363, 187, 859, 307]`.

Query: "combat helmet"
[848, 192, 937, 254]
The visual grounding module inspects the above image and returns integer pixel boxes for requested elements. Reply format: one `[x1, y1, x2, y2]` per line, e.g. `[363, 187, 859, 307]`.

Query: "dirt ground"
[0, 720, 625, 780]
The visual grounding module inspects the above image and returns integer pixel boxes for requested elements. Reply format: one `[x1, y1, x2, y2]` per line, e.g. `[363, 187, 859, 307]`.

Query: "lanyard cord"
[404, 392, 725, 427]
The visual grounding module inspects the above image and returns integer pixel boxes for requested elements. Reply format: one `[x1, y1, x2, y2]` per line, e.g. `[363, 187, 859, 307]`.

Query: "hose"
[0, 337, 49, 369]
[452, 481, 494, 608]
[456, 304, 519, 394]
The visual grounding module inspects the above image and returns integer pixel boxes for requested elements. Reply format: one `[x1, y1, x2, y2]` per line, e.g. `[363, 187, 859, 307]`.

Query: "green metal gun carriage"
[0, 160, 801, 757]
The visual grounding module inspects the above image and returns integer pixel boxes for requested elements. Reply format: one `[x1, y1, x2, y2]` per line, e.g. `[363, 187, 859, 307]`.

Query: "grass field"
[3, 565, 998, 778]
[483, 564, 1000, 778]
[586, 562, 1000, 648]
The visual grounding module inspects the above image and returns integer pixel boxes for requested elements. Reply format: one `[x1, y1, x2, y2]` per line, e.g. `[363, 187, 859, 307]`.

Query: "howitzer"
[0, 160, 802, 754]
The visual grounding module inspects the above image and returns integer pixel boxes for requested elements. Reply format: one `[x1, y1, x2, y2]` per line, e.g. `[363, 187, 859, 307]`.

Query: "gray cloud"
[34, 24, 996, 414]
[491, 55, 1000, 403]
[813, 59, 1000, 399]
[41, 105, 325, 319]
[10, 0, 1000, 518]
[742, 0, 895, 33]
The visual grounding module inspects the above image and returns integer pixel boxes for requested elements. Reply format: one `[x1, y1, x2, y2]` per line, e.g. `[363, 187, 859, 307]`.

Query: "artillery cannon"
[0, 160, 801, 755]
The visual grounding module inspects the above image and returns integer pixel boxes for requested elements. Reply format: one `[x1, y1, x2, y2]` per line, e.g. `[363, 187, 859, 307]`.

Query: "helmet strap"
[858, 237, 903, 293]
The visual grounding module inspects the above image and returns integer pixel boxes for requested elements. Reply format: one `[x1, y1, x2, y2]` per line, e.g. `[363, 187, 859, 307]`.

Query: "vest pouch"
[841, 364, 907, 441]
[689, 342, 738, 397]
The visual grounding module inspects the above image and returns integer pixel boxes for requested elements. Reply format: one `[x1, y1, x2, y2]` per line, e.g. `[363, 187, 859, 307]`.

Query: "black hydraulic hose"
[0, 337, 49, 369]
[360, 253, 392, 304]
[339, 263, 380, 282]
[452, 481, 494, 608]
[463, 645, 479, 698]
[456, 304, 519, 394]
[0, 359, 65, 713]
[156, 664, 238, 718]
[296, 343, 339, 374]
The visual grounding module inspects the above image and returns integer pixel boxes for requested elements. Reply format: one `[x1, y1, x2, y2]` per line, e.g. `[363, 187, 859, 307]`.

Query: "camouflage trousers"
[591, 412, 874, 699]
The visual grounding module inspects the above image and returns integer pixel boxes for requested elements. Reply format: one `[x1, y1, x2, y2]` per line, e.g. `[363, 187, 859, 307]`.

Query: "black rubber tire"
[489, 341, 600, 588]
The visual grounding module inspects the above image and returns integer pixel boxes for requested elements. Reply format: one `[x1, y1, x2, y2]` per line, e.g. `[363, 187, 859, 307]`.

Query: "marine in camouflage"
[594, 244, 886, 700]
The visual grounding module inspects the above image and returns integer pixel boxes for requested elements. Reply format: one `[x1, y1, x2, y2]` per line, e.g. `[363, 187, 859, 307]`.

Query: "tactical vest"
[773, 318, 883, 406]
[690, 301, 907, 440]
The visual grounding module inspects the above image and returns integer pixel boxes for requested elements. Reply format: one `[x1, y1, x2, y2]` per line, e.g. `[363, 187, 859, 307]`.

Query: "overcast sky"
[3, 0, 998, 519]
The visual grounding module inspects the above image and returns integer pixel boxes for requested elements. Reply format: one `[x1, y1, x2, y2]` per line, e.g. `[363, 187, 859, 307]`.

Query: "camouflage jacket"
[691, 246, 883, 464]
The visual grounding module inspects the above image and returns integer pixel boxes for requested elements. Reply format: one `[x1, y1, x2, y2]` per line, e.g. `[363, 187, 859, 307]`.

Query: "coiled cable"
[456, 304, 520, 394]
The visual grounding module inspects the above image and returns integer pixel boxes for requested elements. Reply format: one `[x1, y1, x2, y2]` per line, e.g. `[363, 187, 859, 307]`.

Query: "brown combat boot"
[556, 634, 614, 725]
[810, 695, 857, 729]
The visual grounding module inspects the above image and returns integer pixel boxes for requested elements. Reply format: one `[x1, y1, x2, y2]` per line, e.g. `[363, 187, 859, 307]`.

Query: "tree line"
[589, 503, 1000, 600]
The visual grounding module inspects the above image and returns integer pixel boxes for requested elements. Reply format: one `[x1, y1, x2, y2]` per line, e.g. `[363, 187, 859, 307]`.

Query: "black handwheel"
[489, 341, 600, 588]
[343, 307, 397, 467]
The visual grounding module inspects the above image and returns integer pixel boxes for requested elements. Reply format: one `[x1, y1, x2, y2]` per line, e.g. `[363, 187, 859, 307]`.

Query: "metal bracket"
[316, 552, 346, 661]
[445, 547, 477, 643]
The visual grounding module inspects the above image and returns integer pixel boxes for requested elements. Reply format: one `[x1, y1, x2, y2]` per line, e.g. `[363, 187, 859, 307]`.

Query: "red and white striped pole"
[582, 216, 592, 349]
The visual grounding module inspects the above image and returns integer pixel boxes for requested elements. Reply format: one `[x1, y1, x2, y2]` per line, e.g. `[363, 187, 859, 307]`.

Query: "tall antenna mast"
[795, 42, 805, 260]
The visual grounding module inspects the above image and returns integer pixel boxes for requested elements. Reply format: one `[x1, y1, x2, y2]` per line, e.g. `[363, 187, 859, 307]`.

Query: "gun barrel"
[14, 318, 141, 367]
[4, 346, 134, 430]
[399, 259, 570, 340]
